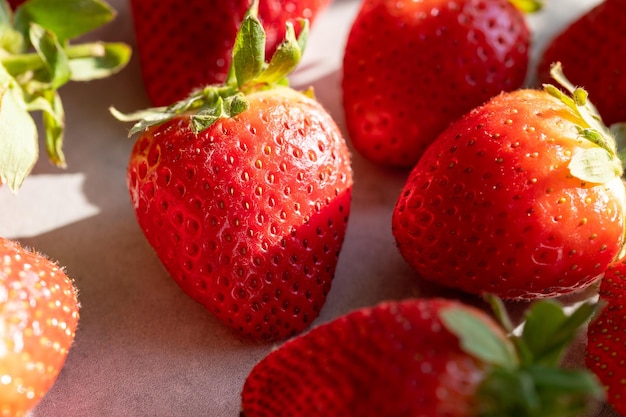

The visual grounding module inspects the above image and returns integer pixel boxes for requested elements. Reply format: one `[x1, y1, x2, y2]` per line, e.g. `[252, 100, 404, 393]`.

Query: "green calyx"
[440, 295, 603, 417]
[543, 62, 623, 184]
[112, 0, 309, 138]
[0, 0, 131, 193]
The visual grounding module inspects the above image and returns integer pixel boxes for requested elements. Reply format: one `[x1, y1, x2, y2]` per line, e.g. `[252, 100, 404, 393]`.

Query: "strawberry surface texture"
[392, 80, 626, 300]
[241, 296, 603, 417]
[342, 0, 531, 168]
[587, 260, 626, 416]
[130, 0, 331, 107]
[0, 237, 80, 417]
[127, 88, 352, 341]
[120, 6, 353, 341]
[537, 0, 626, 126]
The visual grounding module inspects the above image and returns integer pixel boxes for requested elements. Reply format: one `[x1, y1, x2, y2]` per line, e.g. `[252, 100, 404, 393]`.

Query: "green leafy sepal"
[441, 295, 603, 417]
[0, 0, 131, 193]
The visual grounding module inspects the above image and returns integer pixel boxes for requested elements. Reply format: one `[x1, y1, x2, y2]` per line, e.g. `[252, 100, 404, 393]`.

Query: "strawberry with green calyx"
[586, 260, 626, 416]
[341, 0, 540, 169]
[241, 295, 602, 417]
[129, 0, 331, 107]
[392, 63, 626, 300]
[0, 0, 131, 193]
[112, 4, 353, 342]
[0, 236, 80, 417]
[537, 0, 626, 127]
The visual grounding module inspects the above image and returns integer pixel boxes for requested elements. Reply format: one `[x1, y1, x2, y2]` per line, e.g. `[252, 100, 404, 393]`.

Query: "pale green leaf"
[0, 88, 39, 192]
[41, 89, 65, 167]
[68, 42, 131, 81]
[29, 22, 70, 89]
[569, 147, 622, 184]
[440, 306, 518, 368]
[0, 0, 10, 27]
[14, 0, 114, 45]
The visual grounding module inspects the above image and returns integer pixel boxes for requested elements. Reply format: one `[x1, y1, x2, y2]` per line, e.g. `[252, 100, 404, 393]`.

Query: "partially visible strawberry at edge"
[586, 259, 626, 416]
[0, 236, 80, 417]
[129, 0, 331, 107]
[241, 296, 603, 417]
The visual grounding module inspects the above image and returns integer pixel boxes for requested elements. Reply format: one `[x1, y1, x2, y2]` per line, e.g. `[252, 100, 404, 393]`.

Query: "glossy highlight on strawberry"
[586, 259, 626, 416]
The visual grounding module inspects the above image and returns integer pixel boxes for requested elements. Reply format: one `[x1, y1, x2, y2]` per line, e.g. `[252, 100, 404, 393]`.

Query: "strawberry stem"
[112, 0, 309, 137]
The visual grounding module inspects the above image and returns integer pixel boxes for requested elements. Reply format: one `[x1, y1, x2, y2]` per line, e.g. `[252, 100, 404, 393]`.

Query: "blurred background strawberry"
[129, 0, 331, 107]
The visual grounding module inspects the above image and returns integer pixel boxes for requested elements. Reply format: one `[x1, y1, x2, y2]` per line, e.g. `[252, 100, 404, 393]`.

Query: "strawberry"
[241, 296, 602, 417]
[113, 5, 353, 341]
[129, 0, 331, 107]
[0, 236, 80, 417]
[392, 63, 626, 300]
[0, 0, 131, 193]
[341, 0, 539, 168]
[537, 0, 626, 126]
[586, 259, 626, 416]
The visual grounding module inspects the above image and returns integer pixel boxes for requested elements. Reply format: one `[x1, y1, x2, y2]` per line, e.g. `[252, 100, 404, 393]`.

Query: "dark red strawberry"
[392, 64, 626, 300]
[537, 0, 626, 126]
[0, 236, 80, 417]
[342, 0, 537, 168]
[586, 258, 626, 416]
[113, 7, 352, 341]
[129, 0, 331, 107]
[6, 0, 26, 9]
[241, 296, 602, 417]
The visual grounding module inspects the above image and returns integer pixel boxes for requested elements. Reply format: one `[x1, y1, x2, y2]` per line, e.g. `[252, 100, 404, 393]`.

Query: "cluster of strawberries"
[2, 0, 626, 416]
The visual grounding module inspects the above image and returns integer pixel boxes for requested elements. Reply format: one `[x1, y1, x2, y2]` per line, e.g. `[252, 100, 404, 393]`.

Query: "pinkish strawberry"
[0, 236, 80, 417]
[113, 5, 352, 341]
[129, 0, 331, 107]
[241, 296, 602, 417]
[342, 0, 538, 168]
[392, 64, 626, 300]
[537, 0, 626, 126]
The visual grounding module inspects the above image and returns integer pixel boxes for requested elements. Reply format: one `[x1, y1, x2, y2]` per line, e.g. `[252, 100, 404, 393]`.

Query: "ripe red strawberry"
[392, 64, 626, 300]
[241, 296, 602, 417]
[537, 0, 626, 126]
[342, 0, 537, 168]
[129, 0, 331, 107]
[0, 236, 80, 417]
[113, 8, 352, 341]
[586, 259, 626, 416]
